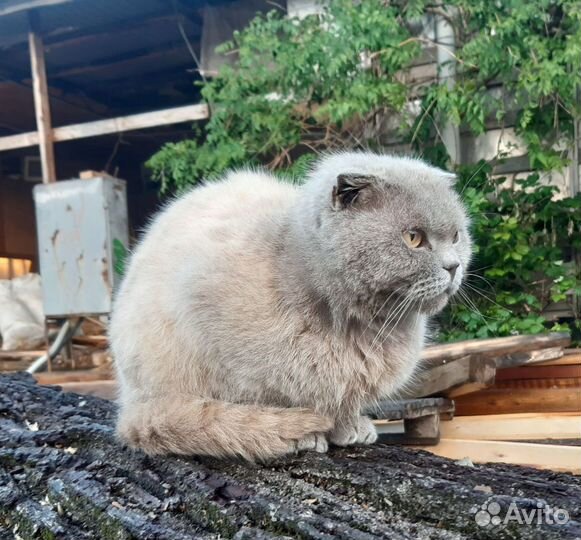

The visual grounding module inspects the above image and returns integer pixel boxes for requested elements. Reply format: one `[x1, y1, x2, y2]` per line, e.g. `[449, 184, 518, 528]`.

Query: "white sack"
[0, 279, 44, 351]
[12, 273, 44, 326]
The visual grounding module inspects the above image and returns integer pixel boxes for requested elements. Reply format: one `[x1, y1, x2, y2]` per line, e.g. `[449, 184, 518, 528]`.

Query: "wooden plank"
[496, 364, 581, 381]
[416, 439, 581, 473]
[28, 14, 56, 183]
[494, 346, 564, 368]
[0, 359, 34, 372]
[0, 131, 40, 151]
[534, 351, 581, 366]
[366, 397, 454, 420]
[401, 356, 496, 398]
[34, 368, 113, 385]
[440, 413, 581, 441]
[454, 387, 581, 416]
[0, 103, 209, 151]
[532, 356, 581, 367]
[494, 377, 581, 389]
[0, 350, 45, 359]
[422, 333, 570, 366]
[56, 380, 117, 400]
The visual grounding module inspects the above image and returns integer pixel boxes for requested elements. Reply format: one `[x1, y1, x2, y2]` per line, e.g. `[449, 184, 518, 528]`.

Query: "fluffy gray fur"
[110, 151, 472, 460]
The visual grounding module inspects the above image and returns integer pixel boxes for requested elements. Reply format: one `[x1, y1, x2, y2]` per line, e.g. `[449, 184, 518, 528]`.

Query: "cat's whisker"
[457, 288, 500, 330]
[364, 285, 406, 336]
[463, 282, 512, 313]
[369, 297, 408, 349]
[369, 295, 410, 349]
[375, 293, 416, 348]
[459, 160, 488, 195]
[465, 272, 496, 292]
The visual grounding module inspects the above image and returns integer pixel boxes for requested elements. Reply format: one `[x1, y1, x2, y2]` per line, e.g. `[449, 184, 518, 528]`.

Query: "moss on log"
[0, 373, 579, 539]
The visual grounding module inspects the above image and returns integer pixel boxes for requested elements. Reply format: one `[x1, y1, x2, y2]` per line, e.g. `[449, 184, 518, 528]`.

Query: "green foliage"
[440, 162, 581, 340]
[148, 0, 423, 192]
[147, 0, 581, 340]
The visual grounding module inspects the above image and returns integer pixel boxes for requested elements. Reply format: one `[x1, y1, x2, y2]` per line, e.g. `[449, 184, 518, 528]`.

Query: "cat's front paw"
[329, 416, 377, 446]
[355, 415, 378, 444]
[295, 433, 328, 453]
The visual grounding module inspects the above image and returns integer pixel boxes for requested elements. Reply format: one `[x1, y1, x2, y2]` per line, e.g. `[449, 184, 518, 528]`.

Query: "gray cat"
[110, 152, 472, 460]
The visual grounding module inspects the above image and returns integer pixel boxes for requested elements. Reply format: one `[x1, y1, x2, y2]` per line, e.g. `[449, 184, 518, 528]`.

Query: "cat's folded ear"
[332, 174, 377, 210]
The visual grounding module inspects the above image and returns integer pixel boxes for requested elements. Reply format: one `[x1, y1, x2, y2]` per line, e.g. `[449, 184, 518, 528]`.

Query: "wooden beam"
[401, 355, 496, 398]
[534, 351, 581, 366]
[440, 413, 581, 441]
[57, 380, 118, 400]
[495, 346, 564, 368]
[0, 350, 45, 360]
[34, 368, 113, 385]
[454, 387, 581, 416]
[422, 333, 570, 367]
[0, 103, 208, 151]
[366, 397, 454, 421]
[496, 364, 581, 381]
[28, 13, 56, 183]
[415, 438, 581, 473]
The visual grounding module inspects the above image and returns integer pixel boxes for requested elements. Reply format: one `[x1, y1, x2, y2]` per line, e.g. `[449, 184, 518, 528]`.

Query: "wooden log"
[418, 439, 581, 474]
[1, 373, 580, 539]
[28, 13, 57, 184]
[422, 333, 570, 366]
[454, 388, 581, 416]
[440, 412, 581, 441]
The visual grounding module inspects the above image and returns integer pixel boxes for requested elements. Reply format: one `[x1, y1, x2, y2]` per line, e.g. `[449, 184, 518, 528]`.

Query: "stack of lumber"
[383, 333, 580, 474]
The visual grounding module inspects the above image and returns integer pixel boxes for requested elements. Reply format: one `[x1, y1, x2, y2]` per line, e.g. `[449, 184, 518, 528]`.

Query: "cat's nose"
[444, 263, 459, 281]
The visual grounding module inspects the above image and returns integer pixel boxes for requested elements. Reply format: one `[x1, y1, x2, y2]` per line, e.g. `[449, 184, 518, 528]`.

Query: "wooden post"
[28, 11, 56, 183]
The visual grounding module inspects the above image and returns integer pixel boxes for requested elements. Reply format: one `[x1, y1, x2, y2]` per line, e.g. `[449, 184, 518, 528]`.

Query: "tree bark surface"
[0, 373, 579, 540]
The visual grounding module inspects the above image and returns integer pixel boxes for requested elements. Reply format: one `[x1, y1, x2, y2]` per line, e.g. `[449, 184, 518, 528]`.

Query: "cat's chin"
[418, 292, 451, 315]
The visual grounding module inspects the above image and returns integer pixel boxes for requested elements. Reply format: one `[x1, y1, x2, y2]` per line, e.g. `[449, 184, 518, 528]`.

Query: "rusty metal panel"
[33, 177, 129, 317]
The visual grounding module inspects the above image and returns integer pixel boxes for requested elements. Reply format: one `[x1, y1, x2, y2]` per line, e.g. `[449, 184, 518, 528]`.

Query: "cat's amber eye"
[403, 230, 425, 249]
[453, 230, 460, 244]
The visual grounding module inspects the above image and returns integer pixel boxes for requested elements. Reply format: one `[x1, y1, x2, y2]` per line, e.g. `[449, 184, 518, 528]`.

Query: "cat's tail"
[116, 397, 334, 461]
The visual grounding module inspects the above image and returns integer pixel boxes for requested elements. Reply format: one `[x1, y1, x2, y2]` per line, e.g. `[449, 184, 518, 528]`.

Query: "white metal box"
[33, 177, 129, 317]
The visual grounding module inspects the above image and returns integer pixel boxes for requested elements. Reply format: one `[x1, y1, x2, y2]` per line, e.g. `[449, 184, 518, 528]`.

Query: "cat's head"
[302, 152, 472, 316]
